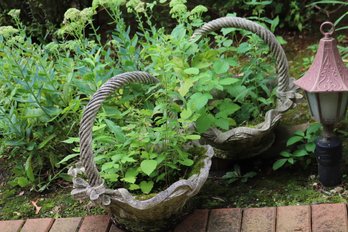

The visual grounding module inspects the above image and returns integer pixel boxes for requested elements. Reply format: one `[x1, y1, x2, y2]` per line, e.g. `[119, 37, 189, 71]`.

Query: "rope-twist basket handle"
[79, 71, 159, 187]
[192, 16, 291, 100]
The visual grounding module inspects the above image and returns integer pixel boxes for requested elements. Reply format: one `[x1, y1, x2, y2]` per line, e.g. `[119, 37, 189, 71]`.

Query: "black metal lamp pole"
[315, 125, 342, 187]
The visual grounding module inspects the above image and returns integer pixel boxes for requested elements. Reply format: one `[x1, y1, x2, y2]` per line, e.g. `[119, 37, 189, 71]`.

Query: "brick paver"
[49, 217, 82, 232]
[21, 218, 54, 232]
[312, 203, 348, 232]
[241, 207, 276, 232]
[207, 208, 242, 232]
[174, 209, 209, 232]
[276, 205, 311, 232]
[0, 219, 25, 232]
[79, 215, 111, 232]
[3, 203, 348, 231]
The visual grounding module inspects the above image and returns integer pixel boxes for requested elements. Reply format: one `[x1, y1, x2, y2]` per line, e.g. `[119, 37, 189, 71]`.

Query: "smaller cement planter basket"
[68, 71, 214, 232]
[191, 16, 298, 160]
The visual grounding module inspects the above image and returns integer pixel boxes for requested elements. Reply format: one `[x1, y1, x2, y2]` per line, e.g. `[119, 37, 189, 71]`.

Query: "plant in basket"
[67, 71, 214, 232]
[137, 4, 296, 160]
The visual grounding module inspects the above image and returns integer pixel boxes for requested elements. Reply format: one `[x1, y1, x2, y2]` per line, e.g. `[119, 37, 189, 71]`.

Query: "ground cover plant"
[0, 0, 348, 222]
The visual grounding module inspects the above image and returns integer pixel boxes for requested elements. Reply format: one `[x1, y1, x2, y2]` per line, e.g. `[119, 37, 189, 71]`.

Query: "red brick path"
[0, 203, 347, 232]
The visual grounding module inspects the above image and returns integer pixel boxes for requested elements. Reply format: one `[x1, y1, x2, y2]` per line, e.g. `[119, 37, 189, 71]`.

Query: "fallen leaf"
[31, 200, 42, 214]
[13, 212, 21, 216]
[18, 191, 25, 196]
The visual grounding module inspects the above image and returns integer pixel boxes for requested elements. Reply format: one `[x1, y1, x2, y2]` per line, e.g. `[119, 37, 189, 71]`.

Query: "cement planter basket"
[192, 16, 298, 160]
[68, 71, 214, 232]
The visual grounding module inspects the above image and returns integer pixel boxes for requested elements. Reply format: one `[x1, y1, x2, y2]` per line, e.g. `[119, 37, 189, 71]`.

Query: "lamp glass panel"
[338, 92, 348, 120]
[306, 92, 320, 121]
[318, 92, 339, 124]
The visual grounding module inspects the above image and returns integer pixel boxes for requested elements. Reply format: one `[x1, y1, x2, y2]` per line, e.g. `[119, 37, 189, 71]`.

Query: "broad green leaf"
[62, 137, 79, 144]
[129, 184, 140, 190]
[171, 24, 186, 40]
[293, 149, 308, 157]
[276, 36, 287, 45]
[23, 108, 46, 119]
[17, 177, 30, 187]
[188, 93, 212, 111]
[104, 119, 125, 142]
[58, 153, 79, 164]
[101, 162, 118, 171]
[305, 143, 316, 153]
[272, 159, 287, 170]
[123, 168, 138, 184]
[243, 171, 257, 178]
[227, 57, 238, 66]
[180, 108, 192, 120]
[140, 181, 154, 194]
[215, 118, 230, 130]
[178, 79, 194, 97]
[293, 130, 305, 137]
[178, 158, 194, 166]
[25, 155, 35, 182]
[141, 160, 157, 176]
[185, 134, 201, 140]
[184, 67, 199, 75]
[217, 101, 240, 117]
[225, 85, 247, 98]
[38, 134, 56, 149]
[306, 123, 321, 136]
[196, 113, 214, 133]
[280, 151, 291, 158]
[270, 16, 279, 32]
[121, 156, 136, 163]
[286, 136, 303, 146]
[213, 60, 229, 74]
[219, 78, 239, 86]
[237, 42, 251, 54]
[221, 27, 236, 35]
[94, 135, 116, 144]
[101, 173, 118, 182]
[26, 142, 36, 151]
[223, 39, 233, 47]
[93, 124, 106, 131]
[288, 157, 295, 164]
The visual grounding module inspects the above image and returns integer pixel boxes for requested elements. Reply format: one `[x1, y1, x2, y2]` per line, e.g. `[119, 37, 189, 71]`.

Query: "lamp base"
[315, 136, 342, 187]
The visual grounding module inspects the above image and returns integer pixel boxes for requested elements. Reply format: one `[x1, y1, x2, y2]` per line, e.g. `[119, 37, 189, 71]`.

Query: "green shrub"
[0, 0, 286, 193]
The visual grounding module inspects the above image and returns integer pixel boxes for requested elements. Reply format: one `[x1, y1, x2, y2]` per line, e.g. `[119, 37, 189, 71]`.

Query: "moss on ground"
[194, 169, 348, 209]
[0, 185, 104, 220]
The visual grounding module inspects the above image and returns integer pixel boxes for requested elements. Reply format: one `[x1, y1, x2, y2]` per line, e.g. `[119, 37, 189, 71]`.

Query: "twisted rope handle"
[79, 71, 159, 186]
[192, 16, 290, 97]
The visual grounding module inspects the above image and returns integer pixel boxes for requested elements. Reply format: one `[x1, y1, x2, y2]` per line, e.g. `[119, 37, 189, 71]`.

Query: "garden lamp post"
[294, 22, 348, 187]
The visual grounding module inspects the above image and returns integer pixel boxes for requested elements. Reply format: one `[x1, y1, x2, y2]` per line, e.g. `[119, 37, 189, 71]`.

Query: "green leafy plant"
[0, 6, 122, 191]
[273, 123, 322, 170]
[222, 164, 257, 184]
[0, 0, 289, 193]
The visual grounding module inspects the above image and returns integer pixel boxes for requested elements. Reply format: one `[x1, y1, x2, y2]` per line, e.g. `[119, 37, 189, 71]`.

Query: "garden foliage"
[0, 0, 322, 194]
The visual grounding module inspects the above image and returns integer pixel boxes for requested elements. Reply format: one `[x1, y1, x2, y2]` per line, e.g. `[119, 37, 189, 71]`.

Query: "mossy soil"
[194, 160, 348, 210]
[2, 151, 348, 220]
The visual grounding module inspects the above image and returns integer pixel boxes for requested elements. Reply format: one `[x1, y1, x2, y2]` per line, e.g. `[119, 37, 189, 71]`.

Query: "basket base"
[213, 132, 275, 160]
[110, 212, 187, 232]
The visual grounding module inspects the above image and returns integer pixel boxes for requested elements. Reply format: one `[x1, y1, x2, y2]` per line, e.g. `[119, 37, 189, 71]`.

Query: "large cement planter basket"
[68, 71, 214, 232]
[191, 16, 297, 159]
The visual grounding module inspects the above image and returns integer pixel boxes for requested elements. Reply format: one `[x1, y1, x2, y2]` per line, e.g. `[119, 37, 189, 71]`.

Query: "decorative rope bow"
[68, 164, 111, 206]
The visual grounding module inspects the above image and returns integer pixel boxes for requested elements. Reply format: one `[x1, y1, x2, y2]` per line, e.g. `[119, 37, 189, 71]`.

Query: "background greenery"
[1, 0, 347, 41]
